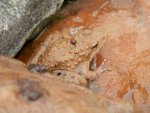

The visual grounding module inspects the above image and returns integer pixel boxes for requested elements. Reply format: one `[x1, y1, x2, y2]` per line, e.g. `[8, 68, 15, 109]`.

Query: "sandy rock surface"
[0, 55, 142, 113]
[17, 0, 150, 112]
[0, 55, 106, 113]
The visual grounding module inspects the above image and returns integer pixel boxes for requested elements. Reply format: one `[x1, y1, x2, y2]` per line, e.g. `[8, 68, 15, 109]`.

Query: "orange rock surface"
[17, 0, 150, 112]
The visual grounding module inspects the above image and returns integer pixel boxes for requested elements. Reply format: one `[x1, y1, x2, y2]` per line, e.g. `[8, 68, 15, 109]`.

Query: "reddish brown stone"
[16, 0, 150, 112]
[88, 1, 150, 113]
[0, 55, 106, 113]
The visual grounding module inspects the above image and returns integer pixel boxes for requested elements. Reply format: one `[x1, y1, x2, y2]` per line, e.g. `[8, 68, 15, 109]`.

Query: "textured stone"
[0, 0, 64, 57]
[0, 55, 141, 113]
[0, 55, 106, 113]
[17, 0, 150, 113]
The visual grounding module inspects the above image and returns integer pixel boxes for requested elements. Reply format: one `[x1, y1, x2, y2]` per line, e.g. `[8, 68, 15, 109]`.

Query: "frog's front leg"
[80, 61, 98, 81]
[79, 58, 111, 81]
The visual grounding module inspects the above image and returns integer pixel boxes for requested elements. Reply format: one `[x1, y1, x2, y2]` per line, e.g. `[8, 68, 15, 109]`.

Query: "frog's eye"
[56, 72, 62, 76]
[91, 43, 98, 49]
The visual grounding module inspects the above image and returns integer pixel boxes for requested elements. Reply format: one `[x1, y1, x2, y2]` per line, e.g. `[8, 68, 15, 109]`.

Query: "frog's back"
[37, 28, 107, 72]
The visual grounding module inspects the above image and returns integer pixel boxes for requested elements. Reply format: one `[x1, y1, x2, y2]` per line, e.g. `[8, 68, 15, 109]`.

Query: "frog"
[27, 26, 108, 86]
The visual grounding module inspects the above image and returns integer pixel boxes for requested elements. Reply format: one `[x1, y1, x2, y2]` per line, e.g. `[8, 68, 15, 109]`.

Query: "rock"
[88, 0, 150, 113]
[0, 0, 64, 57]
[0, 55, 106, 113]
[0, 55, 142, 113]
[98, 96, 142, 113]
[0, 55, 28, 73]
[17, 0, 150, 113]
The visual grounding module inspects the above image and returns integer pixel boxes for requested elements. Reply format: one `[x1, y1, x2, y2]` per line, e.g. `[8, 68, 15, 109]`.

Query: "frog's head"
[90, 35, 108, 55]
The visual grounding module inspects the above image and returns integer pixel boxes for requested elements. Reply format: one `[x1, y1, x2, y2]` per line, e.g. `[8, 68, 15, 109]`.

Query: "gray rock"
[0, 0, 64, 57]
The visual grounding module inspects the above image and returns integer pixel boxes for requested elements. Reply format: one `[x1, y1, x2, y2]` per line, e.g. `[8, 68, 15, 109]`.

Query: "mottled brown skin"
[28, 26, 108, 86]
